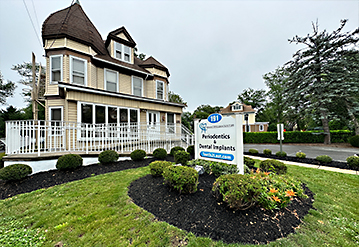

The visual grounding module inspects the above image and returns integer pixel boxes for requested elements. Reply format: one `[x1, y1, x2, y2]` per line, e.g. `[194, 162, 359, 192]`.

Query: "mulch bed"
[0, 155, 315, 245]
[244, 152, 359, 171]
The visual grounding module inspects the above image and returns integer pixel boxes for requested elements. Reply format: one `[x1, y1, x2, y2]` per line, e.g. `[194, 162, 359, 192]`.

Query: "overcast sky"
[0, 0, 358, 112]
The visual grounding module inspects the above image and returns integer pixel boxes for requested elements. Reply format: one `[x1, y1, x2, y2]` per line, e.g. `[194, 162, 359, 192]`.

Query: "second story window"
[50, 55, 62, 83]
[132, 76, 143, 97]
[70, 56, 87, 86]
[156, 80, 164, 100]
[105, 69, 118, 92]
[114, 42, 131, 63]
[232, 104, 242, 111]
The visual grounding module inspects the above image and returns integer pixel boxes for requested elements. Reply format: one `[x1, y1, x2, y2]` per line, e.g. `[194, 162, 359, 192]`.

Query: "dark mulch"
[128, 174, 315, 245]
[244, 152, 359, 171]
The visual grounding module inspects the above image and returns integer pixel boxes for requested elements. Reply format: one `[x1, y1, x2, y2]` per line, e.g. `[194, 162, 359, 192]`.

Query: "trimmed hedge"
[163, 165, 199, 194]
[56, 154, 83, 170]
[130, 150, 146, 161]
[347, 156, 359, 169]
[259, 159, 287, 174]
[174, 150, 191, 165]
[0, 164, 32, 181]
[0, 153, 6, 169]
[170, 146, 185, 156]
[349, 135, 359, 147]
[186, 145, 195, 156]
[153, 148, 167, 160]
[149, 161, 173, 176]
[244, 130, 353, 144]
[98, 150, 119, 164]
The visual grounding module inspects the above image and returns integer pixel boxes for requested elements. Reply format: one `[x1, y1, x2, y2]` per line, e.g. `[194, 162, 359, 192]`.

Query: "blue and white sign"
[194, 114, 244, 174]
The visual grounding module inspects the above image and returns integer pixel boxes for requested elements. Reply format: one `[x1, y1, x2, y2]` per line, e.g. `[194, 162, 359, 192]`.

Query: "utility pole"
[32, 52, 38, 121]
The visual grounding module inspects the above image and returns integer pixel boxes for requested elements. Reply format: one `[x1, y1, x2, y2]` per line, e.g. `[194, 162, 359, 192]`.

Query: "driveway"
[244, 143, 359, 162]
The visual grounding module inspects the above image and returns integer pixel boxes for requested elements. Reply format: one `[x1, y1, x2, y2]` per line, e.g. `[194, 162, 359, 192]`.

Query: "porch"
[5, 120, 194, 157]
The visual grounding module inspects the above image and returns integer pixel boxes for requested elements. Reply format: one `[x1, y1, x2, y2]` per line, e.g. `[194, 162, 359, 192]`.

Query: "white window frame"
[114, 41, 131, 64]
[166, 112, 176, 133]
[259, 124, 264, 132]
[104, 68, 119, 92]
[156, 80, 164, 100]
[132, 76, 143, 97]
[232, 104, 242, 111]
[50, 55, 63, 84]
[70, 55, 87, 86]
[49, 106, 63, 136]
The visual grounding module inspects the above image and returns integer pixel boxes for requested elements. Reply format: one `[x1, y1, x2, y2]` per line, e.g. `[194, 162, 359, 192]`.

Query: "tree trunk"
[320, 110, 331, 145]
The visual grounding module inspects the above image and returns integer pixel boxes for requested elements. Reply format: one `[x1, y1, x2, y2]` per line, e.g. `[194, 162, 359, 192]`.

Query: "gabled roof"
[220, 102, 256, 115]
[139, 56, 170, 77]
[42, 3, 107, 55]
[105, 27, 136, 48]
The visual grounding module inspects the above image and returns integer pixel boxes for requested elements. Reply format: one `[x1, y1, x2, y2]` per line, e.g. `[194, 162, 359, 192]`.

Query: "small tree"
[0, 71, 16, 105]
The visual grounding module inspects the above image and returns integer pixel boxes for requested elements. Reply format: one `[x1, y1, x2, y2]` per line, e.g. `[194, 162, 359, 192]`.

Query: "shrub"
[244, 156, 255, 168]
[316, 155, 333, 164]
[153, 148, 167, 160]
[149, 161, 173, 176]
[174, 150, 191, 165]
[296, 152, 306, 159]
[211, 162, 238, 177]
[248, 148, 259, 155]
[346, 156, 359, 169]
[56, 154, 83, 170]
[276, 151, 287, 157]
[188, 159, 212, 173]
[130, 149, 146, 161]
[186, 145, 195, 156]
[163, 165, 198, 194]
[259, 159, 287, 174]
[0, 164, 32, 181]
[170, 146, 185, 156]
[212, 174, 264, 210]
[349, 135, 359, 147]
[263, 149, 272, 155]
[98, 150, 119, 164]
[0, 153, 6, 169]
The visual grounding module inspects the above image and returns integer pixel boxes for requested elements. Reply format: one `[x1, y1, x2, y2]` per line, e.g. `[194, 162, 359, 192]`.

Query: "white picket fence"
[5, 120, 194, 156]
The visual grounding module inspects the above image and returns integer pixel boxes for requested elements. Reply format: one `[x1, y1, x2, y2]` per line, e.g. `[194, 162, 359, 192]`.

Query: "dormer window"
[114, 41, 131, 63]
[232, 103, 242, 111]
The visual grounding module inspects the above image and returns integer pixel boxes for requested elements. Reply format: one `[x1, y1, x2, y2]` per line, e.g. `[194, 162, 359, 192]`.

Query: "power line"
[30, 0, 40, 32]
[22, 0, 43, 49]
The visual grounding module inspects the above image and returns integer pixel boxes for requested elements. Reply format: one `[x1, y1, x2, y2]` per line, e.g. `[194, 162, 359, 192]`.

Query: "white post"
[235, 115, 244, 174]
[194, 119, 199, 160]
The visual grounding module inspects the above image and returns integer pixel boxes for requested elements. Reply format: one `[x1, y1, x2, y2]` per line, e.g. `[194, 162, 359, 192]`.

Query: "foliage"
[0, 153, 6, 169]
[259, 159, 287, 174]
[152, 148, 167, 160]
[163, 165, 199, 194]
[296, 152, 307, 159]
[187, 159, 239, 176]
[186, 145, 194, 156]
[181, 111, 194, 132]
[98, 150, 119, 164]
[170, 146, 185, 156]
[0, 164, 32, 181]
[149, 161, 174, 177]
[349, 135, 359, 147]
[130, 149, 146, 161]
[237, 88, 266, 111]
[133, 47, 146, 60]
[168, 91, 187, 107]
[263, 149, 272, 155]
[56, 154, 83, 170]
[346, 156, 359, 169]
[174, 150, 191, 165]
[0, 71, 16, 105]
[243, 156, 255, 168]
[316, 155, 333, 164]
[193, 104, 222, 120]
[276, 151, 287, 157]
[248, 148, 259, 155]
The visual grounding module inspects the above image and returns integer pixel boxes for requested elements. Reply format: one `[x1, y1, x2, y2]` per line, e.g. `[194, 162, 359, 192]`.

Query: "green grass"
[0, 165, 358, 246]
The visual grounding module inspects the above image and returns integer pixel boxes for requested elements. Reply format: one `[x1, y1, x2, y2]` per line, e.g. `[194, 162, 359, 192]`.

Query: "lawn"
[0, 164, 358, 246]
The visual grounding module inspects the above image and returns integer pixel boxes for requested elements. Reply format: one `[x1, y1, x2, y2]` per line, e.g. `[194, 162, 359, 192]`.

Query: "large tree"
[237, 88, 266, 111]
[0, 71, 16, 105]
[168, 91, 187, 107]
[285, 19, 359, 144]
[193, 104, 222, 120]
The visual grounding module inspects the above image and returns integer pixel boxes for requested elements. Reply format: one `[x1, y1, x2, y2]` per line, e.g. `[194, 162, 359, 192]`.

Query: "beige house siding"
[120, 74, 132, 94]
[67, 39, 93, 55]
[67, 101, 78, 123]
[116, 33, 128, 41]
[44, 38, 65, 49]
[146, 79, 155, 99]
[146, 68, 167, 78]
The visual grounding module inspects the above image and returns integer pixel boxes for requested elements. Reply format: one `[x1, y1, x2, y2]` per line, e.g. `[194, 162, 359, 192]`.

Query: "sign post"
[195, 114, 244, 174]
[277, 124, 284, 152]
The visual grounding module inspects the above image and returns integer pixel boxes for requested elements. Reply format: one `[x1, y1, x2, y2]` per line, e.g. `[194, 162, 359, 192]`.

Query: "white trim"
[93, 56, 152, 76]
[259, 124, 264, 132]
[113, 41, 132, 64]
[132, 76, 143, 97]
[50, 55, 63, 84]
[156, 80, 164, 100]
[69, 55, 87, 86]
[49, 106, 64, 136]
[104, 68, 119, 92]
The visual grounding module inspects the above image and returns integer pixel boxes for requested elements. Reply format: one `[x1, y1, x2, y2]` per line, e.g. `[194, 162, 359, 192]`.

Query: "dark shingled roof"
[139, 56, 170, 77]
[42, 3, 107, 55]
[220, 103, 256, 115]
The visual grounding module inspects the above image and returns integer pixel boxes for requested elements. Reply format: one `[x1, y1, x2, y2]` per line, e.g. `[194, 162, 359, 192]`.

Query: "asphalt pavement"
[244, 143, 359, 162]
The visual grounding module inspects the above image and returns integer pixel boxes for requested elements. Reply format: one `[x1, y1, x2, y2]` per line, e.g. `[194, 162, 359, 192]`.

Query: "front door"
[148, 111, 160, 132]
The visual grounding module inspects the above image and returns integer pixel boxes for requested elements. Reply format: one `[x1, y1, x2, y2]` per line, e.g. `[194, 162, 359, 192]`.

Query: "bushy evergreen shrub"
[263, 149, 272, 155]
[0, 164, 32, 181]
[0, 153, 5, 169]
[149, 161, 173, 176]
[152, 148, 167, 160]
[276, 151, 287, 157]
[346, 156, 359, 169]
[244, 156, 255, 168]
[56, 154, 83, 170]
[170, 146, 185, 156]
[296, 152, 306, 159]
[248, 148, 259, 155]
[259, 159, 287, 174]
[211, 162, 238, 177]
[174, 150, 191, 165]
[349, 135, 359, 147]
[186, 145, 195, 156]
[316, 155, 333, 164]
[163, 166, 198, 194]
[98, 150, 119, 164]
[130, 149, 146, 161]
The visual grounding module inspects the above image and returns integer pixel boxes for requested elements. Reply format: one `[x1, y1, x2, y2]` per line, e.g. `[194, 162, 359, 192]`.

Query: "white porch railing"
[5, 120, 194, 156]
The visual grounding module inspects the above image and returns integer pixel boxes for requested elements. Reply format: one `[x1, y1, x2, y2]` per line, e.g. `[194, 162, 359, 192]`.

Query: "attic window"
[232, 104, 242, 111]
[114, 41, 131, 63]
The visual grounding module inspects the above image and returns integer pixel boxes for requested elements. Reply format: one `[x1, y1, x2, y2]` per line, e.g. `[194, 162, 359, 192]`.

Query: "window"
[81, 104, 93, 124]
[70, 56, 87, 85]
[105, 69, 118, 92]
[49, 106, 63, 135]
[167, 113, 175, 133]
[259, 124, 264, 132]
[132, 76, 143, 97]
[114, 42, 131, 63]
[156, 80, 164, 100]
[232, 104, 242, 111]
[95, 105, 106, 124]
[50, 55, 62, 83]
[108, 107, 117, 124]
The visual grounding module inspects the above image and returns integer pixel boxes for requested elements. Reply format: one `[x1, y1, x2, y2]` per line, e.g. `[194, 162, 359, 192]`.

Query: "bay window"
[50, 55, 62, 83]
[156, 80, 164, 100]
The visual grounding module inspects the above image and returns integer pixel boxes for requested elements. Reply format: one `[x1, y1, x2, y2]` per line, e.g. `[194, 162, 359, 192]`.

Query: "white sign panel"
[194, 114, 244, 174]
